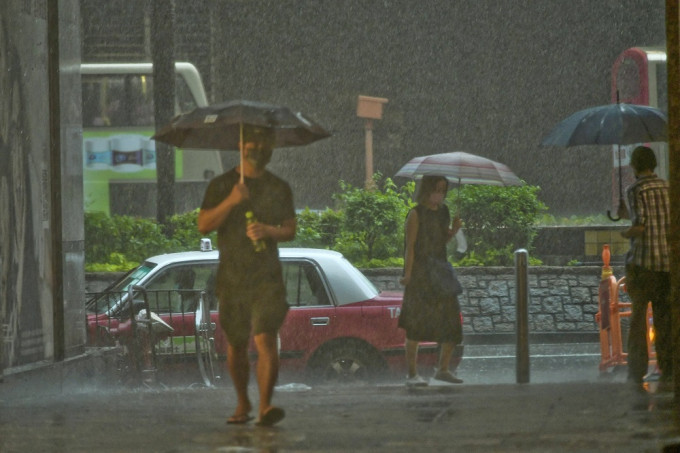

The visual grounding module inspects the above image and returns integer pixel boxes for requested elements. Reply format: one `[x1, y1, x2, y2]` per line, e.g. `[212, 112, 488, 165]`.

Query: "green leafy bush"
[290, 207, 343, 249]
[535, 213, 618, 226]
[449, 184, 547, 266]
[332, 175, 414, 262]
[85, 176, 547, 270]
[165, 209, 217, 252]
[85, 212, 172, 266]
[86, 252, 139, 272]
[84, 210, 216, 271]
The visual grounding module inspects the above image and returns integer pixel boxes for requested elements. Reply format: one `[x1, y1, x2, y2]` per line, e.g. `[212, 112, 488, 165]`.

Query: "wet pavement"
[1, 345, 679, 452]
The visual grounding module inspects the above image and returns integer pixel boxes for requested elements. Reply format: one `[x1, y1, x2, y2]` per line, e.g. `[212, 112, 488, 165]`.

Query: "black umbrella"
[540, 102, 667, 220]
[152, 99, 331, 182]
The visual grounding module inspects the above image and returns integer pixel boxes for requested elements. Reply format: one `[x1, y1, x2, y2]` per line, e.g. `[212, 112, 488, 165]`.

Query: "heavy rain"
[2, 1, 680, 452]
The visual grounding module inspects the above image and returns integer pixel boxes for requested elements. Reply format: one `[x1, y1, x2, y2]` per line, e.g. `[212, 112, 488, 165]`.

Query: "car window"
[145, 264, 214, 314]
[282, 261, 331, 307]
[86, 262, 155, 315]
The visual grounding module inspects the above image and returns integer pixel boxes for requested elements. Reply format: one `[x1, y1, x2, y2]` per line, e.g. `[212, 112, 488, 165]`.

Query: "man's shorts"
[218, 283, 289, 348]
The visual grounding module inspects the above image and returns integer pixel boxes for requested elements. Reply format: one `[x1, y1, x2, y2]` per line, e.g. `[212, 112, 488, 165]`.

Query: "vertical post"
[357, 95, 387, 190]
[151, 0, 176, 226]
[664, 0, 680, 398]
[597, 245, 613, 371]
[48, 0, 65, 362]
[515, 248, 530, 383]
[364, 119, 374, 189]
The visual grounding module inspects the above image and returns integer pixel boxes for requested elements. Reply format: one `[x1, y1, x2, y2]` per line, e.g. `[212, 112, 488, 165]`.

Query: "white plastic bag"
[455, 228, 468, 253]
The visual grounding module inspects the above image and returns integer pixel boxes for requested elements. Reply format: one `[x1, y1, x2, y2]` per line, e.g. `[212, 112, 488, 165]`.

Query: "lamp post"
[357, 95, 388, 189]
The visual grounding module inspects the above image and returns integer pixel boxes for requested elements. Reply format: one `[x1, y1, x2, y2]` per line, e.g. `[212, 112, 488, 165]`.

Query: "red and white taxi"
[86, 243, 463, 383]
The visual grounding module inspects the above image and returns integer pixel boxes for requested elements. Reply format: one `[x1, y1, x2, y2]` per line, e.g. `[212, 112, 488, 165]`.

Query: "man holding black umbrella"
[198, 125, 296, 426]
[617, 146, 671, 390]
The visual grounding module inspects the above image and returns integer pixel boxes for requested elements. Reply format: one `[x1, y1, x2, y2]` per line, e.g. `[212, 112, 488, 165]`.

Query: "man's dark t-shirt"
[200, 168, 295, 296]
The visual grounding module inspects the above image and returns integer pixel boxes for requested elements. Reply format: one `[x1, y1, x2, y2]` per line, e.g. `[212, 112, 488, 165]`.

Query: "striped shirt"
[625, 174, 670, 272]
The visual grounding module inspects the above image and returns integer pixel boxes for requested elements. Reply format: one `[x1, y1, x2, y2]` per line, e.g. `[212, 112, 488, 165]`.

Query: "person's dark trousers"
[625, 265, 672, 382]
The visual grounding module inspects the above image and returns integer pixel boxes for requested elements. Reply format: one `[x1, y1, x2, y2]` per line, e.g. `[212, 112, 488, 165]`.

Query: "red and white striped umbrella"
[395, 151, 523, 187]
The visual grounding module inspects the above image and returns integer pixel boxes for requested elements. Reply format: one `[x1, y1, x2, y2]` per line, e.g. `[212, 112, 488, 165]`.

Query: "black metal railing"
[85, 287, 220, 386]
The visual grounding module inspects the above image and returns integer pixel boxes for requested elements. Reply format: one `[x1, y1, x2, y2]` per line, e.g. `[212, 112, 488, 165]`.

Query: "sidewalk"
[1, 359, 679, 452]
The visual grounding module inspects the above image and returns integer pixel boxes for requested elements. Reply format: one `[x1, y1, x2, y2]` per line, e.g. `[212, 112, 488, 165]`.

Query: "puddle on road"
[194, 427, 306, 452]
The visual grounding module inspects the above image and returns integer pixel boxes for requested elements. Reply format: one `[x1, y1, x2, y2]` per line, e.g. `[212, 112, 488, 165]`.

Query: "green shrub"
[290, 207, 343, 249]
[86, 252, 139, 272]
[536, 213, 617, 226]
[332, 175, 414, 262]
[84, 210, 216, 272]
[448, 184, 547, 266]
[165, 209, 217, 252]
[85, 176, 547, 270]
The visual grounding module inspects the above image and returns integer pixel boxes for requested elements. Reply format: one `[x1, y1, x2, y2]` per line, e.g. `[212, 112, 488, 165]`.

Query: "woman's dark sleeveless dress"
[397, 204, 463, 343]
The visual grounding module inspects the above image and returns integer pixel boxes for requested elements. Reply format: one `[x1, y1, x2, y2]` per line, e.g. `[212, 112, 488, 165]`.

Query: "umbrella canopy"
[394, 151, 523, 187]
[540, 103, 668, 147]
[540, 102, 667, 220]
[395, 151, 522, 255]
[151, 99, 331, 150]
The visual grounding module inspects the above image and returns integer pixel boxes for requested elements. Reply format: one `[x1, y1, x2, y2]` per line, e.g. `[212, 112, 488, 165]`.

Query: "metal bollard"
[515, 249, 530, 383]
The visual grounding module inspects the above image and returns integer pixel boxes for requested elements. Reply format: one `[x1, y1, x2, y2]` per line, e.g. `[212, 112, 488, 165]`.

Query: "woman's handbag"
[426, 256, 463, 298]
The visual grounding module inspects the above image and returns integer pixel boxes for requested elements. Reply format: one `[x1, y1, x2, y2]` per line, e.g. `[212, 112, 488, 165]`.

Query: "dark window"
[282, 261, 330, 307]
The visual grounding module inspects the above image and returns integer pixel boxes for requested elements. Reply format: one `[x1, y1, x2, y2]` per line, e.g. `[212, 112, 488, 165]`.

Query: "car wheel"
[309, 341, 384, 383]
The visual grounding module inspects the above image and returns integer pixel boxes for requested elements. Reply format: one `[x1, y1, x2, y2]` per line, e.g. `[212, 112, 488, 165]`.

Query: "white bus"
[81, 62, 223, 215]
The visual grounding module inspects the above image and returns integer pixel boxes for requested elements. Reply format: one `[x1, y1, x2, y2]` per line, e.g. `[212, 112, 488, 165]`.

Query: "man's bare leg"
[227, 343, 252, 418]
[253, 332, 282, 419]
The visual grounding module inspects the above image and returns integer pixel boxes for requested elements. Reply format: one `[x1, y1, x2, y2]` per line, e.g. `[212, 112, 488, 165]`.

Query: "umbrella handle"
[606, 210, 621, 222]
[607, 196, 624, 222]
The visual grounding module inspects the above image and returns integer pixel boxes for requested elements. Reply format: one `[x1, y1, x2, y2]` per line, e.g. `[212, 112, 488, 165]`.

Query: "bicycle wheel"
[195, 292, 220, 386]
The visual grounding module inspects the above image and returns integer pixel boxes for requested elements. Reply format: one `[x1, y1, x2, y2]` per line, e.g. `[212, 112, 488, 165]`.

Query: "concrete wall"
[0, 1, 84, 371]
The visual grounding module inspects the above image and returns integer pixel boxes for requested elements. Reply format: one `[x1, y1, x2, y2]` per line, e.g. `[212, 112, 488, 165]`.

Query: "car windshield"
[86, 262, 156, 314]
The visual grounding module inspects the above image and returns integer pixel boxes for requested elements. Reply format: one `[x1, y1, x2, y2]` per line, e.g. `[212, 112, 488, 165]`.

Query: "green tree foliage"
[84, 210, 216, 271]
[165, 209, 217, 252]
[450, 184, 547, 266]
[85, 177, 546, 270]
[332, 175, 415, 264]
[85, 212, 172, 266]
[290, 207, 343, 249]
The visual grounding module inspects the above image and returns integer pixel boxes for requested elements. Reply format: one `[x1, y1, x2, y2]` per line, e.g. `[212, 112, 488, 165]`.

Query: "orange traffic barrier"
[595, 245, 655, 374]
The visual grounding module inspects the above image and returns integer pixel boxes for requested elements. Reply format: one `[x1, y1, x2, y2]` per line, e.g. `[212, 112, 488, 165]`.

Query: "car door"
[143, 263, 215, 357]
[278, 259, 337, 364]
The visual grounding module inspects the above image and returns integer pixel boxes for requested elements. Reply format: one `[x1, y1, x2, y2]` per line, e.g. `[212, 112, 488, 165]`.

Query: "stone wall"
[363, 266, 627, 343]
